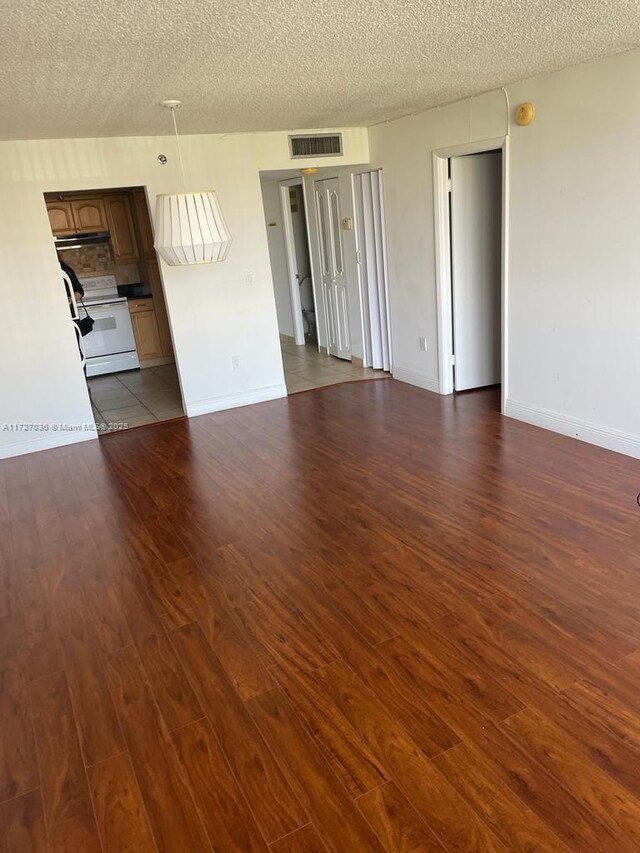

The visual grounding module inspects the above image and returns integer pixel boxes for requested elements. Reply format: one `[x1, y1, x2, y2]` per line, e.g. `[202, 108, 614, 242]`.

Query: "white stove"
[80, 275, 126, 306]
[79, 275, 140, 376]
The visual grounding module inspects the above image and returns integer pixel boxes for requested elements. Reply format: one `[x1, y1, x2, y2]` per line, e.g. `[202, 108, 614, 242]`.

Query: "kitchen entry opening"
[45, 187, 185, 436]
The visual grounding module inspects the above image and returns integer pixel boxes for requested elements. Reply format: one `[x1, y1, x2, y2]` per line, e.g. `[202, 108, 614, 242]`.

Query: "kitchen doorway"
[46, 186, 185, 435]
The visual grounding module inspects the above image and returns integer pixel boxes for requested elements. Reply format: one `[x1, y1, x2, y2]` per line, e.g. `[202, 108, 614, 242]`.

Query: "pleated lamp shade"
[154, 191, 232, 265]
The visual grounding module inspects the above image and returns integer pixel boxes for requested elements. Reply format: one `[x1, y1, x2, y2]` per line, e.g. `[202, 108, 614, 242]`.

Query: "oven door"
[83, 301, 140, 376]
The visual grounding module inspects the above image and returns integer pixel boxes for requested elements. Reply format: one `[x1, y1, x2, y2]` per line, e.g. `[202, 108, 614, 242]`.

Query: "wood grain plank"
[377, 633, 523, 741]
[311, 659, 508, 852]
[54, 587, 124, 766]
[284, 579, 460, 758]
[269, 823, 328, 852]
[357, 781, 444, 852]
[83, 578, 133, 657]
[117, 573, 203, 732]
[106, 644, 210, 852]
[247, 688, 386, 853]
[467, 720, 640, 852]
[432, 743, 570, 852]
[172, 717, 268, 852]
[285, 553, 400, 646]
[167, 555, 276, 700]
[500, 708, 640, 850]
[275, 660, 389, 799]
[30, 670, 101, 851]
[0, 662, 38, 802]
[88, 751, 157, 852]
[0, 789, 47, 853]
[526, 680, 640, 801]
[237, 583, 339, 674]
[26, 628, 64, 682]
[435, 602, 581, 689]
[170, 621, 307, 843]
[563, 676, 640, 754]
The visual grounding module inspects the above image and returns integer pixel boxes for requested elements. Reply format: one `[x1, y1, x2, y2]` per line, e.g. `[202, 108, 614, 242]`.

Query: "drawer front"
[129, 298, 155, 314]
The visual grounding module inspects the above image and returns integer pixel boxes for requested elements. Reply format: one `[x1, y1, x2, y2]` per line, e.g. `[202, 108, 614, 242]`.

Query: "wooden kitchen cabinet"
[131, 189, 156, 259]
[145, 259, 173, 356]
[46, 196, 108, 234]
[129, 298, 163, 361]
[104, 194, 140, 263]
[46, 201, 76, 235]
[71, 197, 108, 232]
[132, 191, 173, 358]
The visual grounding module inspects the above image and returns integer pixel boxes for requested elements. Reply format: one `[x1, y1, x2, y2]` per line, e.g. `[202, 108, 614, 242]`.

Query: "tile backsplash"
[58, 243, 140, 285]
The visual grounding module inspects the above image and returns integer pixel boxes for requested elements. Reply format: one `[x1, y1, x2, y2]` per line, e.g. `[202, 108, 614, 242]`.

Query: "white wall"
[369, 48, 640, 457]
[505, 50, 640, 454]
[368, 90, 506, 392]
[261, 180, 294, 337]
[0, 128, 368, 457]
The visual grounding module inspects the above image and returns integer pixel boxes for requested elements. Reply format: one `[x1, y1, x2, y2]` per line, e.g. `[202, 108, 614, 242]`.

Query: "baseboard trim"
[185, 383, 288, 418]
[505, 399, 640, 459]
[0, 427, 96, 460]
[392, 366, 440, 395]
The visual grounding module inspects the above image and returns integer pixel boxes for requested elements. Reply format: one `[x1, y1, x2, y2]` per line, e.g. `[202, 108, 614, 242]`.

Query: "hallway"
[280, 335, 389, 394]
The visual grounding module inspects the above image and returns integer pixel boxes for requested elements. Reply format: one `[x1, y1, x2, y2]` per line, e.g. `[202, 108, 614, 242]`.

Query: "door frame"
[44, 184, 186, 425]
[432, 136, 509, 412]
[278, 178, 316, 347]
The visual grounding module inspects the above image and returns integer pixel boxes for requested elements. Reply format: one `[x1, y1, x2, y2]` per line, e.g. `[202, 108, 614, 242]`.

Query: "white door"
[315, 178, 351, 359]
[353, 170, 392, 371]
[450, 151, 502, 390]
[280, 183, 306, 346]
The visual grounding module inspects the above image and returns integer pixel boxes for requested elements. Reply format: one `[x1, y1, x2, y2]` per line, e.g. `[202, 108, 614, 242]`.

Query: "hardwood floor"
[1, 380, 640, 851]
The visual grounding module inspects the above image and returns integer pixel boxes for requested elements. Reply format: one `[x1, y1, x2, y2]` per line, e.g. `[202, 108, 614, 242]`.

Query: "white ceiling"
[1, 0, 639, 141]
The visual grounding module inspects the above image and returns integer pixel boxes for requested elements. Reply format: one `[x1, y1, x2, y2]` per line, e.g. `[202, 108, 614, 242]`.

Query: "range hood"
[55, 230, 111, 250]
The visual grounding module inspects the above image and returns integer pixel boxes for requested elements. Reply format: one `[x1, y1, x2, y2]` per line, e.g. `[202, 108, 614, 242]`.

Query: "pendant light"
[154, 100, 232, 265]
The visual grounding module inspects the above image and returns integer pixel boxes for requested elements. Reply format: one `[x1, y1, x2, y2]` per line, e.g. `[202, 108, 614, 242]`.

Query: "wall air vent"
[288, 134, 343, 159]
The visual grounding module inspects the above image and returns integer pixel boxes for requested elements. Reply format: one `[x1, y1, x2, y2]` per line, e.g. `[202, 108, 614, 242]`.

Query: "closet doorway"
[433, 137, 507, 408]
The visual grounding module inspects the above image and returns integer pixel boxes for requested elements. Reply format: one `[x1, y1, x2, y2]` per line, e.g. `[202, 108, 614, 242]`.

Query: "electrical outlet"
[245, 272, 255, 286]
[231, 355, 241, 370]
[419, 336, 428, 352]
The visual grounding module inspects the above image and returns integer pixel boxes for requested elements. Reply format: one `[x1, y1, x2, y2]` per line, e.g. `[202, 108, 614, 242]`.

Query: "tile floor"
[87, 362, 184, 434]
[281, 335, 390, 394]
[87, 345, 387, 434]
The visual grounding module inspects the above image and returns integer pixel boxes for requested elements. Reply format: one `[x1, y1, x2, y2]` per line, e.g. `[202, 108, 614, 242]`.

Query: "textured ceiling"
[1, 0, 639, 140]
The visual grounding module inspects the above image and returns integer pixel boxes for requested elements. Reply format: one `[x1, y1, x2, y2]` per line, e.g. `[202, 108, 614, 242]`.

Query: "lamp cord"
[170, 106, 187, 191]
